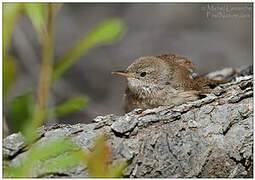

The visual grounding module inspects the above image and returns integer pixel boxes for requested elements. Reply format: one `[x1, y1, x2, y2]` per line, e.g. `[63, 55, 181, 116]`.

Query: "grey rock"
[3, 66, 253, 178]
[3, 133, 26, 158]
[111, 114, 138, 134]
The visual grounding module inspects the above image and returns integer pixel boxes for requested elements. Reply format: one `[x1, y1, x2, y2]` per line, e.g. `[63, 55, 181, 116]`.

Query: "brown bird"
[112, 54, 226, 113]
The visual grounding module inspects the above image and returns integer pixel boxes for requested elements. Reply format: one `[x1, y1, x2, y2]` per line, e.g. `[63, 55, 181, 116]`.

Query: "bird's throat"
[127, 83, 160, 99]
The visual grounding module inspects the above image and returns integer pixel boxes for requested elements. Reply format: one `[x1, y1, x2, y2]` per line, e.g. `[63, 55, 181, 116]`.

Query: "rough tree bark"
[3, 66, 253, 178]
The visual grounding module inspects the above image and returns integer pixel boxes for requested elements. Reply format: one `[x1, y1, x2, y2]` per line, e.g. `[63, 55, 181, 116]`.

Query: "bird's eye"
[140, 72, 146, 77]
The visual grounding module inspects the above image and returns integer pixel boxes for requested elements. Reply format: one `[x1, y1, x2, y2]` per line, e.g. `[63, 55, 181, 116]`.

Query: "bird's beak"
[111, 71, 136, 79]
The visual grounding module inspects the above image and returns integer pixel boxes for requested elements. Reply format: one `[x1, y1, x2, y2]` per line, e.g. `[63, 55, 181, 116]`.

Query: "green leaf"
[4, 167, 24, 178]
[53, 18, 126, 82]
[4, 136, 127, 178]
[7, 92, 36, 142]
[25, 138, 77, 164]
[3, 56, 18, 97]
[42, 151, 81, 172]
[5, 137, 81, 177]
[24, 3, 47, 35]
[52, 96, 89, 117]
[3, 3, 22, 53]
[84, 18, 126, 46]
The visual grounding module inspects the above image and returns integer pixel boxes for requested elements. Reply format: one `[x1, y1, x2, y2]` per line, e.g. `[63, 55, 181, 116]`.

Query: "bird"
[112, 54, 226, 113]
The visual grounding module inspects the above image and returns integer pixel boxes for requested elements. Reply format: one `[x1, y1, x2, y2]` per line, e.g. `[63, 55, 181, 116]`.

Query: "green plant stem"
[32, 4, 55, 128]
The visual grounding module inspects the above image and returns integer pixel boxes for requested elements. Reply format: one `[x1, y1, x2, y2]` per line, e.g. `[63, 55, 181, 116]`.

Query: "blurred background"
[4, 3, 253, 132]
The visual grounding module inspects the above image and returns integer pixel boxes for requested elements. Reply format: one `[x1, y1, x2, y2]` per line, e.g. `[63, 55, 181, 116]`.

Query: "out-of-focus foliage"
[5, 136, 127, 178]
[24, 3, 47, 36]
[3, 3, 22, 53]
[7, 92, 37, 143]
[4, 137, 80, 177]
[8, 92, 34, 132]
[4, 2, 126, 178]
[86, 136, 128, 178]
[53, 18, 126, 82]
[24, 3, 62, 38]
[3, 4, 21, 99]
[3, 56, 18, 97]
[52, 96, 90, 117]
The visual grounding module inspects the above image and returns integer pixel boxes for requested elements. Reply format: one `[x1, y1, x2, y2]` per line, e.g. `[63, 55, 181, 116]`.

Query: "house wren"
[112, 54, 226, 113]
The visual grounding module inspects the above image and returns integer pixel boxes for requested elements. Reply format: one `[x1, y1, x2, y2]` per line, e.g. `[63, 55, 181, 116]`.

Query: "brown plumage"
[112, 54, 226, 113]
